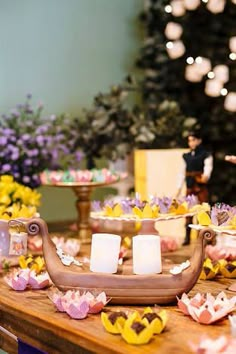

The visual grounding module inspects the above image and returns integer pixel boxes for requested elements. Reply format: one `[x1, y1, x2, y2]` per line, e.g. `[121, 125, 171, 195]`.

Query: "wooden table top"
[0, 244, 235, 354]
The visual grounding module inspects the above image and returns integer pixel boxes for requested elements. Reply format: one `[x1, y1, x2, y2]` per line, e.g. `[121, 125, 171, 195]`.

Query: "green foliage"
[136, 0, 236, 203]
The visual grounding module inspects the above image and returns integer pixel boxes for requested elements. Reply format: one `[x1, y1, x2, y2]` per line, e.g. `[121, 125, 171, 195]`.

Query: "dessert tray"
[40, 168, 127, 186]
[90, 212, 195, 222]
[21, 218, 215, 305]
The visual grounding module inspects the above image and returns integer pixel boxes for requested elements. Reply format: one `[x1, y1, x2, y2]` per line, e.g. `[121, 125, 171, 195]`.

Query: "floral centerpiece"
[0, 175, 41, 219]
[0, 95, 83, 188]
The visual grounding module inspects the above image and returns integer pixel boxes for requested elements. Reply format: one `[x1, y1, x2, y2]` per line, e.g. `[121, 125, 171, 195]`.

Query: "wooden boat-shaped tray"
[23, 218, 215, 305]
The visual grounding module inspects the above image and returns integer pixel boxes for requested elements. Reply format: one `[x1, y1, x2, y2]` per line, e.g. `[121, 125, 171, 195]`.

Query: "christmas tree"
[136, 0, 236, 203]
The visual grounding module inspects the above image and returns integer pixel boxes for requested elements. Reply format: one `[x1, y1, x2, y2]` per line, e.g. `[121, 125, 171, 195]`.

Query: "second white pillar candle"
[132, 235, 162, 275]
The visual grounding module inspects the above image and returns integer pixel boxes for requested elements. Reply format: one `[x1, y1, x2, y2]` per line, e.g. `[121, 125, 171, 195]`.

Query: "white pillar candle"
[90, 233, 121, 273]
[132, 235, 162, 275]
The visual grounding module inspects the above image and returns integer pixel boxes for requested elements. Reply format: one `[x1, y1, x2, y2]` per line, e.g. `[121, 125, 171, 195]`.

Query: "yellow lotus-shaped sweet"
[218, 259, 236, 278]
[101, 311, 128, 334]
[199, 258, 219, 280]
[104, 204, 123, 217]
[173, 202, 189, 215]
[119, 312, 154, 345]
[133, 204, 159, 219]
[197, 211, 211, 226]
[229, 216, 236, 229]
[141, 307, 167, 334]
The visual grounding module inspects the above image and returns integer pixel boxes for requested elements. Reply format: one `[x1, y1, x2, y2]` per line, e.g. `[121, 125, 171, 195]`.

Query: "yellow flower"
[133, 204, 159, 219]
[19, 255, 33, 269]
[30, 256, 45, 274]
[199, 258, 219, 280]
[19, 255, 45, 274]
[0, 175, 14, 183]
[142, 307, 167, 334]
[218, 259, 236, 278]
[0, 194, 11, 206]
[119, 312, 154, 345]
[101, 311, 128, 334]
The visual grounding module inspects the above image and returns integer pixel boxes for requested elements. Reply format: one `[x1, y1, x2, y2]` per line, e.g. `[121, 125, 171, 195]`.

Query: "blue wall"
[0, 0, 142, 221]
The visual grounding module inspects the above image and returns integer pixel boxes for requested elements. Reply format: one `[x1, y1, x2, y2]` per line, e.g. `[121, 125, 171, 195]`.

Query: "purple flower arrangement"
[0, 95, 83, 187]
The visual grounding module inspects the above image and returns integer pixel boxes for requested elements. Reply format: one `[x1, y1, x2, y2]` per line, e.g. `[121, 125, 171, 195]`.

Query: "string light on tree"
[165, 22, 183, 40]
[205, 79, 223, 97]
[207, 71, 215, 79]
[185, 63, 202, 82]
[221, 88, 228, 96]
[224, 92, 236, 112]
[186, 57, 194, 64]
[229, 36, 236, 52]
[213, 65, 229, 83]
[166, 40, 185, 59]
[165, 5, 172, 13]
[206, 0, 225, 13]
[170, 0, 186, 16]
[184, 0, 201, 10]
[229, 53, 236, 60]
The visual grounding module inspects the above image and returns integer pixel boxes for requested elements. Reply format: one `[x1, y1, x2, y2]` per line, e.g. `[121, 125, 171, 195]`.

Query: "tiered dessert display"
[90, 194, 205, 234]
[40, 169, 127, 243]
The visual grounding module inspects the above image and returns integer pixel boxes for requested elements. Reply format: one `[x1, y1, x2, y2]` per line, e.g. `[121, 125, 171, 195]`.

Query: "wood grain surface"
[0, 243, 235, 354]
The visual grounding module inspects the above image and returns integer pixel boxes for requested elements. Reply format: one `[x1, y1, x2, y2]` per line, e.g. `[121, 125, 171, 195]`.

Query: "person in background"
[176, 131, 214, 245]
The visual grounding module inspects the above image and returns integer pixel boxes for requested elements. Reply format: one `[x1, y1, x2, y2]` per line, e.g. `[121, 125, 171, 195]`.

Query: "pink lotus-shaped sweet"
[84, 291, 109, 314]
[65, 298, 89, 319]
[52, 236, 80, 257]
[4, 268, 30, 291]
[177, 291, 236, 324]
[48, 289, 109, 318]
[189, 335, 236, 354]
[27, 235, 43, 252]
[205, 244, 236, 262]
[28, 270, 51, 289]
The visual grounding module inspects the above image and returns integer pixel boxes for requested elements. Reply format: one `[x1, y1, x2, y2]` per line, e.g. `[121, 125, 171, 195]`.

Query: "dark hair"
[187, 130, 202, 139]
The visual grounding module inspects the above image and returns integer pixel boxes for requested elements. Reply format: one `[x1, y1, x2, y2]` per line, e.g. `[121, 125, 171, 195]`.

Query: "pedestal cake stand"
[42, 178, 125, 243]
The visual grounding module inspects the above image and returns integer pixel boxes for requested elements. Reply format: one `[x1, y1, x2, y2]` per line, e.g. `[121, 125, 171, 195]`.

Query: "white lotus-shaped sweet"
[177, 291, 236, 324]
